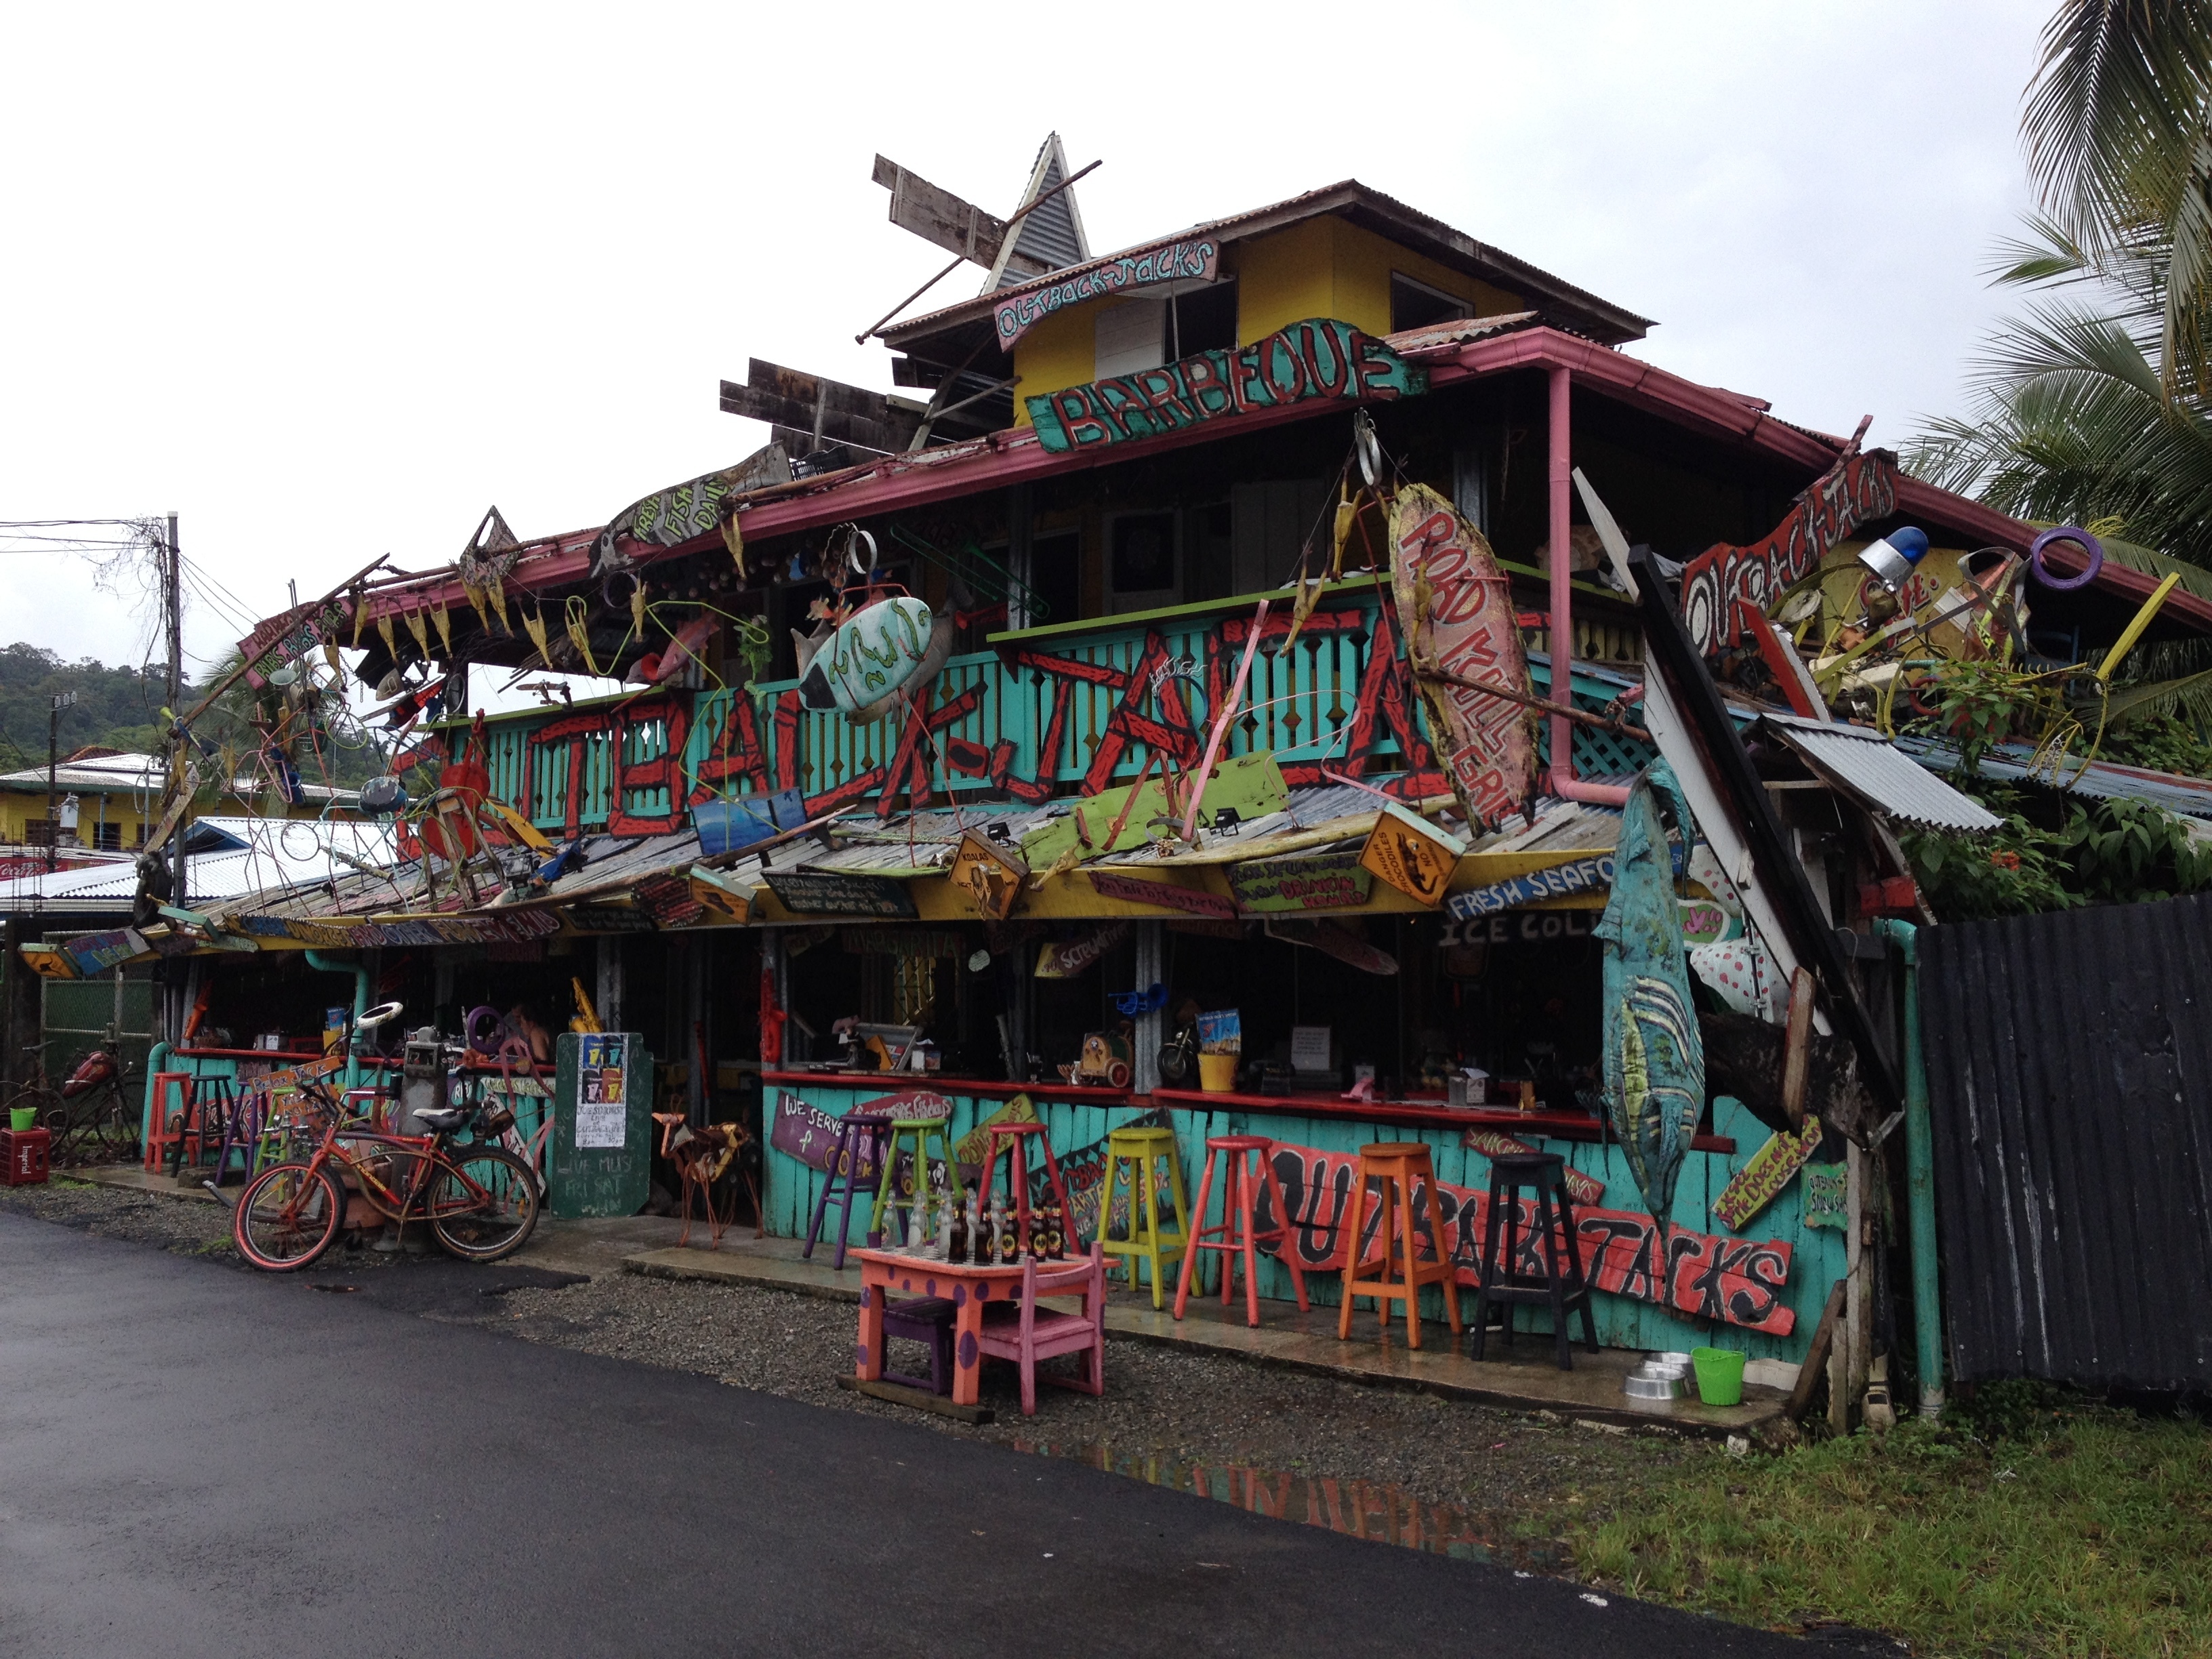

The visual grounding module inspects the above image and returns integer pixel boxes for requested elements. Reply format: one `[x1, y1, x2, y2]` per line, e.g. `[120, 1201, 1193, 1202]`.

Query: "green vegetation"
[0, 642, 174, 768]
[1561, 1389, 2212, 1657]
[1904, 787, 2212, 920]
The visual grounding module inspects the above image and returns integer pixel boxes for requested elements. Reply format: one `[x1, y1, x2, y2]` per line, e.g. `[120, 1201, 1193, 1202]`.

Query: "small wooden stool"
[1336, 1142, 1462, 1349]
[1175, 1134, 1307, 1326]
[880, 1296, 958, 1395]
[870, 1113, 954, 1243]
[802, 1110, 893, 1269]
[979, 1121, 1071, 1256]
[1099, 1125, 1189, 1308]
[1469, 1151, 1599, 1370]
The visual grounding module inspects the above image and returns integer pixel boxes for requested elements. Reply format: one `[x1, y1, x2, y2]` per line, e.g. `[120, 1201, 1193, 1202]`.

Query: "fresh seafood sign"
[993, 238, 1221, 348]
[1444, 855, 1615, 920]
[1390, 485, 1536, 827]
[1026, 318, 1426, 454]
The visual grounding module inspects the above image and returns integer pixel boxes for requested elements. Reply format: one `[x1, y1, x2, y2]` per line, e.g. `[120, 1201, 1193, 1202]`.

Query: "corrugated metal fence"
[1922, 897, 2212, 1390]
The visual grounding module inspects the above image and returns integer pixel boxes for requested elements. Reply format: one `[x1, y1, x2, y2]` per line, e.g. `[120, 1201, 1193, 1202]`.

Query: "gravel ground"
[3, 1180, 1713, 1547]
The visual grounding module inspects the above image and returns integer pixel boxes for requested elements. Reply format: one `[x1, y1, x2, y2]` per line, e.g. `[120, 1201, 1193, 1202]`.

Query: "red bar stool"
[143, 1072, 199, 1172]
[1174, 1134, 1308, 1327]
[980, 1121, 1070, 1254]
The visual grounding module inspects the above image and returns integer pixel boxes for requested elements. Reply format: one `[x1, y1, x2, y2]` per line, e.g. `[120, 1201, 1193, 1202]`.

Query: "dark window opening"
[1390, 272, 1472, 334]
[94, 823, 123, 851]
[1170, 279, 1240, 358]
[1110, 514, 1179, 602]
[1027, 531, 1082, 628]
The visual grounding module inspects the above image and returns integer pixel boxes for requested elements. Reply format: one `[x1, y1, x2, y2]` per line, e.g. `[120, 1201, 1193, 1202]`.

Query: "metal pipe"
[1874, 917, 1943, 1417]
[304, 949, 370, 1091]
[1545, 365, 1630, 807]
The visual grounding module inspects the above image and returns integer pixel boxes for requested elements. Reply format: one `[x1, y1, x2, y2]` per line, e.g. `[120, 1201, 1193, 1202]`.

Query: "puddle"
[1007, 1439, 1563, 1568]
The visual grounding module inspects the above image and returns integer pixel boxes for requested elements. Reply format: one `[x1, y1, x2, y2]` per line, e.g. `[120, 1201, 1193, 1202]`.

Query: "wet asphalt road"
[0, 1212, 1818, 1659]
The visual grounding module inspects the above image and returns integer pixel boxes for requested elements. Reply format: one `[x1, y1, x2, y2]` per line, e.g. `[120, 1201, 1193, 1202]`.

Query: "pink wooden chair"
[976, 1242, 1107, 1417]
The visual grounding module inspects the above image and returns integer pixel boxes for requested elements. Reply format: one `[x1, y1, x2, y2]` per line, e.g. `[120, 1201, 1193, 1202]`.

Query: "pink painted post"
[1547, 365, 1631, 807]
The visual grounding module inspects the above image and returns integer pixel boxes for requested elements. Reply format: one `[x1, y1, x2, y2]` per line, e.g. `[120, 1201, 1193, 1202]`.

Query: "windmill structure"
[718, 136, 1092, 470]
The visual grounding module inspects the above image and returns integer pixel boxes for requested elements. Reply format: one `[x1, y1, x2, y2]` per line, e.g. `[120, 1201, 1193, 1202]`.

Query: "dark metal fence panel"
[1922, 897, 2212, 1390]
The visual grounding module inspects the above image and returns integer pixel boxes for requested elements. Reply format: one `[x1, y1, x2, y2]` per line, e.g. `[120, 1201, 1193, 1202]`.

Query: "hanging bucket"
[1692, 1346, 1746, 1407]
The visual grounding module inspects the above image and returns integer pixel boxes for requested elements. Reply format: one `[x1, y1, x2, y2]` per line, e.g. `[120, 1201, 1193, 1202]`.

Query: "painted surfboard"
[1595, 769, 1706, 1231]
[798, 596, 934, 713]
[1388, 483, 1536, 828]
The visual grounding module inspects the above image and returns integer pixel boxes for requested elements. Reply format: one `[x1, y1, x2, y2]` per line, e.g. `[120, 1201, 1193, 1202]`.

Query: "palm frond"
[2103, 663, 2212, 724]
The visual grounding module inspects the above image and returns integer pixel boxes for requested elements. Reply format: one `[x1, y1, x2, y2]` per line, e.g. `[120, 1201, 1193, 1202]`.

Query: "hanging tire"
[2029, 526, 2104, 590]
[427, 1146, 541, 1263]
[233, 1162, 346, 1271]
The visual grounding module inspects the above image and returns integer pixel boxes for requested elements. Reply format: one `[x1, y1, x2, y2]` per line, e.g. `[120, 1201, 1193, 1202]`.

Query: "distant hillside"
[0, 642, 389, 787]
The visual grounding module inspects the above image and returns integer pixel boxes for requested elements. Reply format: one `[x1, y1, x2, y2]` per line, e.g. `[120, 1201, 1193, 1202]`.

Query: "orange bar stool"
[143, 1072, 199, 1172]
[980, 1121, 1071, 1254]
[1174, 1134, 1308, 1327]
[1336, 1141, 1463, 1349]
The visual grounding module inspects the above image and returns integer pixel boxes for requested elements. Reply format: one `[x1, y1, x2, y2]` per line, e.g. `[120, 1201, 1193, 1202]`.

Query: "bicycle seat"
[411, 1107, 467, 1132]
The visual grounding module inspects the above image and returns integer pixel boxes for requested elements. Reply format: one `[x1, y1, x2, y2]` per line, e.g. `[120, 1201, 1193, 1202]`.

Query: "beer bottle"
[949, 1187, 969, 1264]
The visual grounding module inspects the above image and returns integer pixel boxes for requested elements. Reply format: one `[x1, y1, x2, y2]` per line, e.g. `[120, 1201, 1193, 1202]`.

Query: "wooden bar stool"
[1336, 1142, 1462, 1349]
[1174, 1134, 1308, 1327]
[801, 1109, 893, 1269]
[979, 1120, 1070, 1256]
[1469, 1151, 1599, 1370]
[869, 1112, 954, 1243]
[143, 1072, 199, 1173]
[1099, 1124, 1189, 1309]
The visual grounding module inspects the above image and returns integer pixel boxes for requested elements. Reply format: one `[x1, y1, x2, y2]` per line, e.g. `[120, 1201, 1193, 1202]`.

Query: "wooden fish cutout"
[1596, 770, 1706, 1235]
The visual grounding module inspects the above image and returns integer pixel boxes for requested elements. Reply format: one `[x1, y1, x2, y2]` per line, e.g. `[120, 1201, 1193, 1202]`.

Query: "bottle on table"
[949, 1186, 969, 1264]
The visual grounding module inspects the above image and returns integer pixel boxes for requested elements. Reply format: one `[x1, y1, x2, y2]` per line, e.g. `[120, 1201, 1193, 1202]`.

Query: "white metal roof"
[1765, 716, 2003, 835]
[0, 817, 398, 915]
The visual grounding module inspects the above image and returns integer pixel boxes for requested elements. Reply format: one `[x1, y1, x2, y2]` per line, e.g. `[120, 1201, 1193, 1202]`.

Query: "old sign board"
[1358, 802, 1463, 906]
[764, 872, 920, 918]
[1229, 851, 1372, 914]
[550, 1031, 655, 1219]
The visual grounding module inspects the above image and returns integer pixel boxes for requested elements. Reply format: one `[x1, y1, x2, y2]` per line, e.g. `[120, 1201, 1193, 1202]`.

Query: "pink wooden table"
[853, 1249, 1057, 1408]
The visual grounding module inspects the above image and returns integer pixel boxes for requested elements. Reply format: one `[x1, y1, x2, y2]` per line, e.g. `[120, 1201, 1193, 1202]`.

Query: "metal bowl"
[1624, 1364, 1687, 1401]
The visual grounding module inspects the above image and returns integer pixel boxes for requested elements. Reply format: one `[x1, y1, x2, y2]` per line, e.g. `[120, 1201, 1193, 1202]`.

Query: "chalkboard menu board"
[549, 1031, 654, 1218]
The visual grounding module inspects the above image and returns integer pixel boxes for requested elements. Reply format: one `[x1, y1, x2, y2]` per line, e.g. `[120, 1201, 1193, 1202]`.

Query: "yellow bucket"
[1197, 1053, 1239, 1093]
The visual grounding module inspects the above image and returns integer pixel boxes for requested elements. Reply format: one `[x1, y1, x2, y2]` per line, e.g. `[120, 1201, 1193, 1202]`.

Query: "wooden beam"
[835, 1372, 994, 1423]
[1786, 1279, 1847, 1422]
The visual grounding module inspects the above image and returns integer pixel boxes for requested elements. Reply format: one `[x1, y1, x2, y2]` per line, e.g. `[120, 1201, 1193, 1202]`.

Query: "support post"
[1132, 922, 1163, 1094]
[1875, 918, 1944, 1417]
[1544, 366, 1629, 806]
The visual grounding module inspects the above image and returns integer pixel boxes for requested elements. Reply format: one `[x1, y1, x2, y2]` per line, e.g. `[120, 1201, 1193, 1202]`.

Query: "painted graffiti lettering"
[993, 239, 1222, 349]
[1027, 319, 1426, 455]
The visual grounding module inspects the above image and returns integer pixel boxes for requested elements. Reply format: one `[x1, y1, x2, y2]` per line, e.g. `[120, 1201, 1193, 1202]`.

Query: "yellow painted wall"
[1011, 303, 1103, 429]
[0, 786, 340, 851]
[1011, 213, 1528, 423]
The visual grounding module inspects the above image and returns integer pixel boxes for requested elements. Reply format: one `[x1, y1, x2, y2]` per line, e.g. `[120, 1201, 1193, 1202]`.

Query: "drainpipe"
[1546, 365, 1631, 807]
[304, 949, 369, 1091]
[1873, 918, 1942, 1418]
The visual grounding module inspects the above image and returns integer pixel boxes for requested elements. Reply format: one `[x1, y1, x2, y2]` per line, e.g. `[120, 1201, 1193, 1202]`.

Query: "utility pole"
[164, 512, 186, 1043]
[45, 691, 75, 872]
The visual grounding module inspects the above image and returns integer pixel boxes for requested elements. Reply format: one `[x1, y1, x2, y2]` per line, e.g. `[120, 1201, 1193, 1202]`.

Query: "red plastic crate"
[1, 1126, 52, 1186]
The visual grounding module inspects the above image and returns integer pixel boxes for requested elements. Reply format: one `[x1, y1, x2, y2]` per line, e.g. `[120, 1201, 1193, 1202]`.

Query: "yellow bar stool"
[869, 1112, 954, 1243]
[1098, 1125, 1189, 1309]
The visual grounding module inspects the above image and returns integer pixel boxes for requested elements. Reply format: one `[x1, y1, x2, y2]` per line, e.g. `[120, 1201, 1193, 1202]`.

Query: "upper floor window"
[1390, 272, 1473, 334]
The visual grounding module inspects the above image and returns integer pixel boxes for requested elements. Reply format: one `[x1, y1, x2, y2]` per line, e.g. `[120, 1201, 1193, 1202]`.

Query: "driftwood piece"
[1700, 1008, 1875, 1144]
[1786, 1279, 1848, 1422]
[1780, 968, 1816, 1129]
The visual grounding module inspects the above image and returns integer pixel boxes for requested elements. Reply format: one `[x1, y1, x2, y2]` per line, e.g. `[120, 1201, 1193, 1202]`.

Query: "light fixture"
[1858, 527, 1929, 593]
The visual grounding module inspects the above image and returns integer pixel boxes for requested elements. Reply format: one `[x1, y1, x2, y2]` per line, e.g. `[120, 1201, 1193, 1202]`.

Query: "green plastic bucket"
[1693, 1346, 1745, 1406]
[8, 1106, 37, 1132]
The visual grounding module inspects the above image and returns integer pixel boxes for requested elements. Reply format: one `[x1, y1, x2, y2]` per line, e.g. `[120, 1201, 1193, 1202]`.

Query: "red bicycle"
[231, 1007, 539, 1271]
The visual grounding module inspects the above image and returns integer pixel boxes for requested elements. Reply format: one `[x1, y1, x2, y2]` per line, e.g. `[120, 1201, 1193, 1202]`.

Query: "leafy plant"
[1902, 781, 2212, 917]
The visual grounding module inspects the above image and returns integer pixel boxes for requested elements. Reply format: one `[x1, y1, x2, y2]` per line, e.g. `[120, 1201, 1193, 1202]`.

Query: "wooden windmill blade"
[872, 154, 1011, 270]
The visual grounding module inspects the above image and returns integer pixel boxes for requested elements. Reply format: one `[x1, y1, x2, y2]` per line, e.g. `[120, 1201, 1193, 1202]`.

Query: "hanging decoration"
[1595, 769, 1706, 1233]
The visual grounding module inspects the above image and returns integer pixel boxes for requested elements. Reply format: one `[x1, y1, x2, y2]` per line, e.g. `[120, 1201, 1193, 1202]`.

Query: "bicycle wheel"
[427, 1146, 540, 1263]
[233, 1162, 347, 1271]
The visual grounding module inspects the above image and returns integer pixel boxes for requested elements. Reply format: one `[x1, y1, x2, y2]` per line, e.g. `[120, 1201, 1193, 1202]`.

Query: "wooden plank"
[837, 1373, 995, 1424]
[1786, 1279, 1848, 1422]
[872, 153, 1009, 268]
[1780, 968, 1816, 1128]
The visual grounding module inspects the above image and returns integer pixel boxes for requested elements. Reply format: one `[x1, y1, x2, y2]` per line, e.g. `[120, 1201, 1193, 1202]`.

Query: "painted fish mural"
[1388, 483, 1535, 829]
[1596, 768, 1706, 1232]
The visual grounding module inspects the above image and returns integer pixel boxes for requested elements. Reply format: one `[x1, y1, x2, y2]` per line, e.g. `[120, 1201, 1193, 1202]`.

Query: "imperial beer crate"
[1, 1126, 52, 1186]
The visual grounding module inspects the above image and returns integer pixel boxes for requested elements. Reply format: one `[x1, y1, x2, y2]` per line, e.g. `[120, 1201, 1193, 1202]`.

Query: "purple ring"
[2029, 526, 2104, 590]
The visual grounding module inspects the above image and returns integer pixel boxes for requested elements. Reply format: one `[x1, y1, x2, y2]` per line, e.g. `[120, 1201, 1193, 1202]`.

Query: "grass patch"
[1563, 1390, 2211, 1656]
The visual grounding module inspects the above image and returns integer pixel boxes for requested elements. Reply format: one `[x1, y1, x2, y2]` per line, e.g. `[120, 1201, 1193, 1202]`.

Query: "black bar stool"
[1469, 1151, 1600, 1370]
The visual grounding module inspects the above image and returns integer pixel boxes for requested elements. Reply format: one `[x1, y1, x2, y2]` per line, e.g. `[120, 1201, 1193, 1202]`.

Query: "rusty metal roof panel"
[1895, 735, 2212, 821]
[1923, 898, 2212, 1389]
[1765, 716, 2002, 834]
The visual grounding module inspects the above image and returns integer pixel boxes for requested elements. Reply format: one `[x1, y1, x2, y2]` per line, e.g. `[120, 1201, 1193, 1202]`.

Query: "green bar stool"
[1099, 1126, 1189, 1309]
[869, 1113, 954, 1242]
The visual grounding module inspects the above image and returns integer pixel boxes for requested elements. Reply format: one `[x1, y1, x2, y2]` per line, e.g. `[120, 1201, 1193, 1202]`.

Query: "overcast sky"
[1, 0, 2044, 681]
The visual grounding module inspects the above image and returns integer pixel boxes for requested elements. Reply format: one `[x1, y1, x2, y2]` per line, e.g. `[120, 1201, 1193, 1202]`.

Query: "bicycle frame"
[286, 1086, 504, 1231]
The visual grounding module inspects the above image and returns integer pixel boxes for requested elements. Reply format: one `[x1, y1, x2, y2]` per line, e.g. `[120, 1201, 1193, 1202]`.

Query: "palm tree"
[1910, 2, 2212, 559]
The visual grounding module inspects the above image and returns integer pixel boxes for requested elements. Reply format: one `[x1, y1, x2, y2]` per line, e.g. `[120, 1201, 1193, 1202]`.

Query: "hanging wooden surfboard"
[798, 596, 934, 714]
[1388, 483, 1536, 829]
[1595, 770, 1706, 1234]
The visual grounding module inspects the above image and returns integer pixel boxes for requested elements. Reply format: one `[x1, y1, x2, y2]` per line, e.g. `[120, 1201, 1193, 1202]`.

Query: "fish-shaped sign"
[798, 596, 935, 714]
[1596, 771, 1706, 1233]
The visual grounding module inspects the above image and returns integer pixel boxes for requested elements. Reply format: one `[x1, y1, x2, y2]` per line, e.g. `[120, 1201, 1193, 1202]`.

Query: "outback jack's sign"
[993, 238, 1221, 349]
[1026, 318, 1426, 454]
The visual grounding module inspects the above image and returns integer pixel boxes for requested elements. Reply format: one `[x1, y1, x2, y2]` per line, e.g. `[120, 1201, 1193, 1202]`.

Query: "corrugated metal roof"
[1894, 734, 2212, 822]
[1923, 899, 2212, 1389]
[1765, 716, 2002, 834]
[0, 817, 398, 915]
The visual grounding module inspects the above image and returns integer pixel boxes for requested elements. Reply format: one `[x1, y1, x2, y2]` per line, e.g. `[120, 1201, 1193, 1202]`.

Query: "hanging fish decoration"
[403, 606, 431, 659]
[430, 601, 453, 656]
[1595, 769, 1706, 1237]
